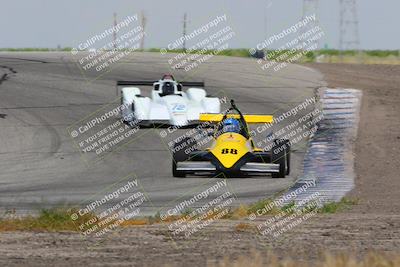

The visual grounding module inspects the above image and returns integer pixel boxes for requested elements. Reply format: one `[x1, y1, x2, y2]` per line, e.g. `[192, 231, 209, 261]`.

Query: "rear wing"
[116, 80, 205, 95]
[199, 114, 274, 124]
[117, 81, 156, 86]
[116, 81, 204, 87]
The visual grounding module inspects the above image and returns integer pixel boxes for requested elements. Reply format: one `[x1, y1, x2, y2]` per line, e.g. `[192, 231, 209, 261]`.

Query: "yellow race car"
[172, 100, 290, 178]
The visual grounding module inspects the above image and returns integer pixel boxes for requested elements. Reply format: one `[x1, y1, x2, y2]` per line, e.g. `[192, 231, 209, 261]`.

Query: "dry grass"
[234, 222, 257, 233]
[0, 198, 357, 232]
[230, 204, 252, 219]
[208, 251, 400, 267]
[0, 208, 92, 232]
[316, 54, 400, 65]
[0, 208, 233, 232]
[120, 219, 149, 226]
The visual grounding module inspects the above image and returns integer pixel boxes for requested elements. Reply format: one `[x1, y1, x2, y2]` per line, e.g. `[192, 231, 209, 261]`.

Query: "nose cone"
[170, 113, 188, 126]
[210, 133, 250, 168]
[162, 96, 188, 126]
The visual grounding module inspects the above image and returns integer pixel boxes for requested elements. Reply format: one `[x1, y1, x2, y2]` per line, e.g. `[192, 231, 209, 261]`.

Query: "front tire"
[121, 99, 136, 123]
[172, 137, 198, 178]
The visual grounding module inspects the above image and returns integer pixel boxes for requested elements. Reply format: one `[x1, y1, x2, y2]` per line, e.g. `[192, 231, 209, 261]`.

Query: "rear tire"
[271, 139, 289, 178]
[172, 160, 185, 178]
[277, 139, 291, 175]
[285, 141, 291, 175]
[172, 137, 198, 178]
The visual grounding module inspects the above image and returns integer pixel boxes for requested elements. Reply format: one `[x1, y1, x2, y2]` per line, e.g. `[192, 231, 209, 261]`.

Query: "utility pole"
[301, 0, 320, 50]
[263, 4, 268, 41]
[113, 12, 117, 50]
[140, 11, 147, 50]
[182, 13, 188, 52]
[339, 0, 360, 53]
[264, 0, 272, 40]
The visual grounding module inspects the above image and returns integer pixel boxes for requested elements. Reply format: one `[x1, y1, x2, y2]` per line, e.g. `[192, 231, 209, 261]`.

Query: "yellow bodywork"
[209, 133, 252, 168]
[199, 114, 274, 124]
[203, 112, 273, 168]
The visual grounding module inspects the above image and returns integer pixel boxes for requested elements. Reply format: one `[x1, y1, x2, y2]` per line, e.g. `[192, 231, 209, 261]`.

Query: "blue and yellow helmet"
[222, 118, 240, 133]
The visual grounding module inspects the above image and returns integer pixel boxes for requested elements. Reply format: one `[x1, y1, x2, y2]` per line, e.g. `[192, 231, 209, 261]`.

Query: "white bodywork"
[121, 79, 220, 126]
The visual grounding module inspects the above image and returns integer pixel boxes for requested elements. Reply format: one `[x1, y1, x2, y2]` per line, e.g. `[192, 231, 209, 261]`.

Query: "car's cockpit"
[153, 75, 183, 97]
[216, 100, 251, 139]
[159, 81, 178, 96]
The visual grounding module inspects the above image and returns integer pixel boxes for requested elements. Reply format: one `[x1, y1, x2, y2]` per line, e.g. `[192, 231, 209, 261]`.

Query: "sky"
[0, 0, 399, 50]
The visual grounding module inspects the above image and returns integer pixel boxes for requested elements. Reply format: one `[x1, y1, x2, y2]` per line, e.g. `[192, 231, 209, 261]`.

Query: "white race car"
[118, 74, 221, 127]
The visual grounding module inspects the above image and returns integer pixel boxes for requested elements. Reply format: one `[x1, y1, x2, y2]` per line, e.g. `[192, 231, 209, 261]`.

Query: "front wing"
[176, 151, 280, 175]
[176, 161, 280, 173]
[128, 119, 204, 128]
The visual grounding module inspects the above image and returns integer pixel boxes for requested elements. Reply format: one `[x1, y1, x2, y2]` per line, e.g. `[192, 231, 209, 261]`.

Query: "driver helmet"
[163, 82, 174, 95]
[222, 118, 240, 133]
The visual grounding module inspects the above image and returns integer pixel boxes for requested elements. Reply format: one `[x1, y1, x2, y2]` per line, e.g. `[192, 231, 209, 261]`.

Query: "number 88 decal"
[221, 148, 238, 154]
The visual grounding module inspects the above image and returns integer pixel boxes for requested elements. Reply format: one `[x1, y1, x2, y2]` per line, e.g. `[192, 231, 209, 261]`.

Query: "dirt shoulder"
[1, 214, 399, 267]
[306, 63, 400, 214]
[1, 63, 399, 267]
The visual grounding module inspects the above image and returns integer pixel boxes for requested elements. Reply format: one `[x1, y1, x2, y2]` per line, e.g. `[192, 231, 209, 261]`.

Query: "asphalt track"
[0, 52, 325, 215]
